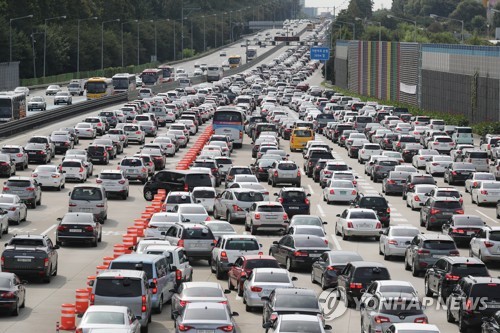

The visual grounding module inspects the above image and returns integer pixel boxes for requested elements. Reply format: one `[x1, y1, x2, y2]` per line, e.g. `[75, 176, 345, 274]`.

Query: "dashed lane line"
[475, 210, 499, 224]
[331, 234, 342, 250]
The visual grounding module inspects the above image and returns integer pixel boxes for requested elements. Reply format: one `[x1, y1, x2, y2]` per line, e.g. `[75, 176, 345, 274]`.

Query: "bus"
[158, 65, 174, 83]
[246, 48, 257, 62]
[0, 92, 26, 123]
[206, 65, 223, 82]
[213, 107, 245, 148]
[86, 77, 114, 100]
[141, 68, 163, 86]
[228, 55, 242, 69]
[111, 73, 136, 94]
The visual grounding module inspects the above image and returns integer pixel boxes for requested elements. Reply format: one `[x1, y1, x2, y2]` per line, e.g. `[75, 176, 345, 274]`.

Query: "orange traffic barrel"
[122, 236, 135, 253]
[113, 244, 126, 258]
[134, 223, 145, 237]
[103, 256, 114, 268]
[75, 289, 89, 315]
[158, 189, 166, 195]
[96, 265, 108, 276]
[59, 303, 76, 330]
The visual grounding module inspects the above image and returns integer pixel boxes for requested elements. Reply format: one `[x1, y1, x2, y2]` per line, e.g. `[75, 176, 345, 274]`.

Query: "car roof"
[272, 288, 316, 296]
[349, 261, 387, 268]
[442, 256, 484, 264]
[111, 254, 162, 263]
[97, 269, 145, 278]
[279, 314, 321, 322]
[183, 281, 222, 289]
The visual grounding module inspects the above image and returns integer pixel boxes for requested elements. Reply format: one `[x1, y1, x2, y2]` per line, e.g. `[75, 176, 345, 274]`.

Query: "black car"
[304, 150, 334, 177]
[352, 194, 391, 227]
[420, 198, 464, 230]
[332, 124, 354, 143]
[446, 276, 500, 332]
[402, 144, 424, 163]
[444, 162, 476, 185]
[24, 143, 50, 164]
[312, 159, 330, 182]
[402, 174, 436, 200]
[143, 170, 187, 201]
[482, 310, 500, 333]
[253, 159, 274, 181]
[337, 261, 391, 307]
[380, 133, 398, 150]
[442, 215, 486, 246]
[55, 212, 102, 247]
[424, 256, 489, 300]
[262, 288, 322, 327]
[86, 145, 109, 165]
[274, 188, 311, 217]
[269, 235, 330, 271]
[311, 250, 363, 290]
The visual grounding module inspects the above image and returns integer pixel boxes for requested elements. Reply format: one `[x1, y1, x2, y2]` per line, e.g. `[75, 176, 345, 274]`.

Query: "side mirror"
[323, 221, 328, 225]
[171, 310, 180, 318]
[169, 265, 177, 271]
[88, 280, 95, 287]
[263, 322, 272, 329]
[324, 324, 333, 330]
[231, 311, 239, 317]
[272, 241, 279, 245]
[336, 214, 340, 217]
[261, 296, 270, 301]
[291, 276, 298, 281]
[273, 193, 279, 196]
[224, 289, 231, 294]
[379, 230, 384, 234]
[307, 193, 311, 197]
[53, 245, 60, 250]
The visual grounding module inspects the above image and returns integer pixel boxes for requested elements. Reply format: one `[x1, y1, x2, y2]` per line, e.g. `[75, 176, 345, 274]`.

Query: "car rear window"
[282, 191, 306, 199]
[182, 227, 214, 239]
[254, 272, 290, 283]
[350, 212, 377, 219]
[326, 164, 349, 171]
[9, 238, 44, 246]
[257, 205, 284, 213]
[490, 231, 500, 241]
[71, 188, 103, 200]
[184, 307, 227, 321]
[378, 299, 424, 316]
[5, 180, 31, 187]
[294, 130, 312, 137]
[100, 173, 122, 180]
[275, 294, 319, 309]
[225, 239, 259, 250]
[62, 161, 82, 167]
[353, 267, 390, 280]
[230, 168, 251, 175]
[109, 262, 153, 280]
[436, 191, 460, 198]
[1, 148, 20, 153]
[378, 160, 398, 167]
[95, 278, 142, 297]
[451, 264, 489, 277]
[433, 201, 462, 209]
[277, 163, 297, 170]
[278, 321, 322, 333]
[192, 190, 215, 199]
[412, 176, 435, 184]
[167, 195, 192, 204]
[88, 146, 105, 153]
[180, 207, 206, 214]
[392, 229, 420, 237]
[423, 240, 456, 250]
[295, 227, 324, 237]
[470, 284, 500, 299]
[359, 197, 388, 208]
[236, 192, 264, 202]
[185, 174, 212, 186]
[246, 259, 280, 270]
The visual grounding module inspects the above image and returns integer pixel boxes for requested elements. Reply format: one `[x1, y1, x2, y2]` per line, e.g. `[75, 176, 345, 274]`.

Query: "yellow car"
[290, 127, 314, 151]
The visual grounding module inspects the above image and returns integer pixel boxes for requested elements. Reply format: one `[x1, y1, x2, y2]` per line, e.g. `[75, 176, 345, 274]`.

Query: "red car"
[227, 255, 280, 296]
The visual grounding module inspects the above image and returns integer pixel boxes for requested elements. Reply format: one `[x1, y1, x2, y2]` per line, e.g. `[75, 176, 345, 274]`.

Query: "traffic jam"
[0, 24, 500, 333]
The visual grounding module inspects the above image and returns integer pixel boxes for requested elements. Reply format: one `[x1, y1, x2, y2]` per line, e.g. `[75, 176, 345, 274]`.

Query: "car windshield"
[85, 312, 125, 325]
[278, 321, 322, 333]
[350, 211, 377, 219]
[254, 272, 290, 283]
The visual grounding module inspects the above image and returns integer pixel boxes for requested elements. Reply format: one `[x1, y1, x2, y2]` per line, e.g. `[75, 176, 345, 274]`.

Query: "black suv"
[402, 174, 436, 200]
[420, 198, 464, 230]
[337, 261, 391, 307]
[352, 194, 391, 227]
[304, 150, 334, 177]
[446, 276, 500, 332]
[143, 170, 186, 201]
[274, 188, 311, 217]
[444, 162, 476, 185]
[424, 256, 489, 300]
[86, 145, 109, 165]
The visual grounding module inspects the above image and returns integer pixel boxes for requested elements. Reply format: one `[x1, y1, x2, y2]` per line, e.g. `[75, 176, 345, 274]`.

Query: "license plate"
[69, 229, 82, 232]
[433, 255, 444, 258]
[340, 191, 346, 195]
[197, 330, 215, 333]
[443, 212, 453, 216]
[289, 206, 299, 209]
[127, 169, 138, 174]
[28, 152, 35, 155]
[191, 243, 205, 248]
[17, 258, 31, 262]
[310, 253, 321, 258]
[360, 223, 371, 228]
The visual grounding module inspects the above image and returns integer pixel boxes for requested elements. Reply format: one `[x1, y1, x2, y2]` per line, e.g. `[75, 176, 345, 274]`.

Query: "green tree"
[450, 0, 485, 29]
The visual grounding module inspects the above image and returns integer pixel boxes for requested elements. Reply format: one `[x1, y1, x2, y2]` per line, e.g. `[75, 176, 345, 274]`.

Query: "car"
[14, 86, 29, 97]
[263, 314, 332, 333]
[0, 272, 26, 316]
[55, 212, 102, 247]
[123, 124, 145, 144]
[464, 172, 496, 193]
[337, 261, 391, 307]
[50, 131, 74, 153]
[53, 91, 72, 105]
[0, 194, 27, 225]
[2, 176, 42, 209]
[322, 179, 357, 204]
[0, 145, 28, 170]
[379, 225, 421, 260]
[441, 215, 485, 246]
[482, 310, 500, 333]
[419, 197, 463, 230]
[45, 84, 61, 95]
[244, 201, 288, 235]
[170, 282, 230, 318]
[351, 194, 391, 227]
[273, 188, 311, 217]
[173, 302, 238, 333]
[444, 162, 476, 185]
[27, 135, 55, 158]
[405, 184, 438, 210]
[412, 149, 440, 169]
[118, 157, 148, 184]
[358, 143, 382, 163]
[335, 208, 382, 241]
[384, 323, 440, 333]
[402, 174, 437, 200]
[424, 256, 489, 300]
[242, 268, 297, 311]
[210, 235, 262, 279]
[267, 161, 301, 187]
[0, 154, 16, 177]
[382, 171, 410, 195]
[96, 170, 129, 199]
[370, 158, 399, 183]
[163, 223, 216, 261]
[27, 96, 46, 111]
[311, 250, 363, 289]
[227, 255, 280, 296]
[60, 159, 88, 182]
[76, 305, 141, 333]
[269, 234, 330, 271]
[471, 180, 500, 206]
[220, 51, 227, 56]
[74, 122, 97, 139]
[262, 288, 323, 327]
[68, 185, 107, 223]
[31, 165, 65, 190]
[469, 226, 500, 263]
[404, 233, 459, 277]
[446, 276, 500, 332]
[425, 155, 453, 176]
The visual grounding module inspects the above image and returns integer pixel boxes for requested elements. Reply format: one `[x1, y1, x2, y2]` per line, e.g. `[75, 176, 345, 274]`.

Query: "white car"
[60, 159, 88, 182]
[335, 208, 382, 240]
[428, 135, 455, 153]
[384, 323, 440, 333]
[379, 225, 421, 259]
[0, 194, 27, 225]
[45, 84, 61, 95]
[14, 86, 29, 97]
[32, 165, 65, 190]
[96, 170, 129, 200]
[470, 226, 500, 263]
[358, 143, 383, 164]
[152, 137, 176, 157]
[210, 234, 262, 278]
[425, 155, 453, 176]
[323, 179, 357, 204]
[173, 203, 210, 223]
[471, 181, 500, 205]
[406, 184, 437, 210]
[123, 124, 145, 144]
[465, 172, 496, 193]
[144, 212, 182, 238]
[74, 123, 96, 139]
[191, 187, 216, 214]
[412, 149, 440, 169]
[76, 305, 141, 333]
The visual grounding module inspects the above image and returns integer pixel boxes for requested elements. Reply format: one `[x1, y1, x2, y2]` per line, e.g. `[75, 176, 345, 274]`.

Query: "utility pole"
[181, 4, 200, 59]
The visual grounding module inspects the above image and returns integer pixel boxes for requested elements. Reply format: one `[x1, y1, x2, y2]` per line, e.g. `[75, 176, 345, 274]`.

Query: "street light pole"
[387, 14, 417, 42]
[429, 14, 464, 44]
[10, 14, 33, 62]
[213, 14, 217, 48]
[77, 17, 98, 78]
[102, 18, 120, 70]
[121, 20, 137, 67]
[355, 17, 381, 42]
[336, 20, 355, 40]
[222, 12, 225, 45]
[173, 20, 176, 61]
[43, 15, 66, 77]
[202, 16, 206, 52]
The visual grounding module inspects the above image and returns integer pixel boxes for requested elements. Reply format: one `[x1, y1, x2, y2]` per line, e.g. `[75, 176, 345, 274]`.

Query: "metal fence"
[0, 62, 20, 91]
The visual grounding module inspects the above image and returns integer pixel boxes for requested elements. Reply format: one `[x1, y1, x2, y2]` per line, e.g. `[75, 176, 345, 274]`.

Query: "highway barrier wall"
[334, 40, 500, 123]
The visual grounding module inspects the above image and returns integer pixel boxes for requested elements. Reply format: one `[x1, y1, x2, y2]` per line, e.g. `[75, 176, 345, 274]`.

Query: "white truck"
[67, 79, 85, 96]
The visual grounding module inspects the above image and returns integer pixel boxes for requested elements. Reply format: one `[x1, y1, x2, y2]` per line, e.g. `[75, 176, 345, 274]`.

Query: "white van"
[452, 127, 473, 145]
[207, 65, 223, 82]
[178, 78, 191, 88]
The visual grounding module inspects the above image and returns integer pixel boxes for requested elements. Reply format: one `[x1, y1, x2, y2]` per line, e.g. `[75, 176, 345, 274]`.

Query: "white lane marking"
[391, 213, 402, 217]
[331, 234, 342, 250]
[317, 204, 326, 217]
[392, 218, 409, 223]
[41, 224, 57, 235]
[475, 210, 499, 224]
[308, 184, 315, 195]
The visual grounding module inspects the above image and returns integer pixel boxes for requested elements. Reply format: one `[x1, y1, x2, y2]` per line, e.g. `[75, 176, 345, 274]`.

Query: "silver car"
[118, 157, 148, 184]
[75, 122, 96, 139]
[164, 192, 194, 212]
[173, 302, 238, 333]
[54, 91, 72, 105]
[138, 120, 157, 137]
[379, 225, 421, 260]
[170, 282, 231, 318]
[3, 176, 42, 209]
[0, 145, 28, 170]
[213, 189, 265, 223]
[68, 185, 108, 223]
[245, 201, 289, 235]
[191, 187, 216, 214]
[242, 268, 296, 311]
[144, 212, 182, 238]
[123, 124, 145, 144]
[96, 170, 129, 200]
[0, 194, 27, 224]
[470, 226, 500, 263]
[27, 96, 46, 111]
[265, 314, 331, 333]
[267, 161, 301, 187]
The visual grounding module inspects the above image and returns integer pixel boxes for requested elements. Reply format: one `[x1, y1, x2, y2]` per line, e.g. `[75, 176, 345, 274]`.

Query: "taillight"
[417, 249, 430, 255]
[84, 226, 94, 232]
[250, 286, 262, 292]
[177, 239, 184, 247]
[141, 295, 147, 312]
[293, 251, 308, 257]
[481, 190, 488, 195]
[350, 282, 362, 289]
[96, 179, 102, 184]
[304, 198, 310, 205]
[178, 324, 193, 331]
[347, 221, 353, 228]
[414, 195, 420, 202]
[43, 258, 49, 268]
[152, 278, 158, 294]
[26, 187, 35, 192]
[254, 213, 260, 220]
[136, 131, 142, 134]
[445, 273, 460, 281]
[388, 240, 398, 245]
[375, 316, 391, 324]
[32, 173, 38, 178]
[283, 213, 288, 220]
[330, 189, 335, 194]
[89, 293, 95, 305]
[57, 225, 67, 231]
[455, 209, 464, 214]
[118, 180, 126, 184]
[484, 241, 494, 248]
[79, 167, 84, 173]
[465, 299, 473, 313]
[218, 325, 234, 332]
[176, 269, 182, 281]
[430, 209, 440, 215]
[414, 317, 428, 324]
[179, 300, 189, 307]
[375, 222, 382, 229]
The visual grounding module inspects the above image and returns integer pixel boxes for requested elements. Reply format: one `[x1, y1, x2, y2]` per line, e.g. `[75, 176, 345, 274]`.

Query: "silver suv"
[118, 157, 149, 184]
[1, 145, 28, 170]
[68, 185, 108, 223]
[96, 170, 129, 200]
[163, 223, 216, 262]
[213, 189, 265, 223]
[3, 176, 42, 209]
[267, 160, 301, 187]
[245, 201, 288, 235]
[404, 234, 459, 277]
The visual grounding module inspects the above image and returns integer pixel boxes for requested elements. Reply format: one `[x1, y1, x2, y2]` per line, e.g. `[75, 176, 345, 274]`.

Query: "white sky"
[305, 0, 392, 12]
